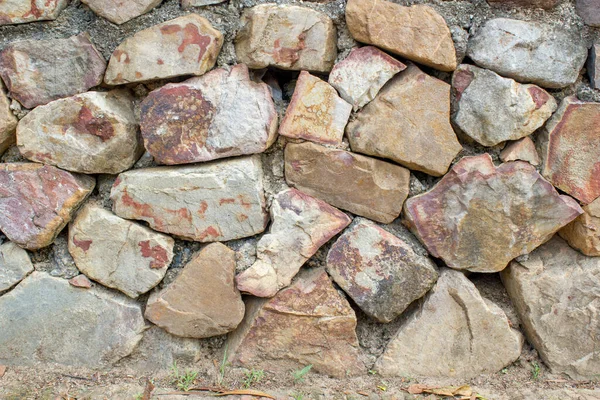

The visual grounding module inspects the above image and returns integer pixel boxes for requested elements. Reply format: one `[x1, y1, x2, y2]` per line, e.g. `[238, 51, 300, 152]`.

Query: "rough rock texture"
[345, 0, 457, 71]
[487, 0, 560, 8]
[588, 42, 600, 89]
[0, 83, 16, 155]
[500, 137, 541, 166]
[502, 236, 600, 380]
[182, 0, 227, 6]
[0, 163, 95, 250]
[110, 155, 267, 242]
[0, 242, 33, 292]
[236, 188, 351, 297]
[0, 33, 106, 109]
[140, 64, 277, 165]
[228, 268, 363, 378]
[285, 142, 410, 224]
[279, 71, 351, 145]
[326, 218, 438, 323]
[0, 0, 69, 25]
[452, 64, 557, 147]
[17, 90, 142, 174]
[539, 97, 600, 204]
[0, 272, 145, 367]
[467, 18, 587, 89]
[328, 46, 406, 111]
[376, 269, 523, 378]
[104, 14, 223, 85]
[403, 154, 583, 273]
[145, 243, 245, 338]
[559, 197, 600, 256]
[235, 4, 337, 73]
[81, 0, 163, 25]
[576, 0, 600, 27]
[69, 203, 175, 298]
[346, 64, 462, 177]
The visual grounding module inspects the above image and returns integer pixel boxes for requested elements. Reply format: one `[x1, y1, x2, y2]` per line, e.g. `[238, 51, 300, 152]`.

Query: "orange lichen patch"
[166, 207, 192, 223]
[70, 105, 115, 142]
[113, 49, 131, 64]
[139, 240, 170, 269]
[219, 198, 236, 205]
[179, 23, 211, 61]
[198, 201, 208, 216]
[272, 35, 305, 66]
[237, 213, 249, 222]
[119, 189, 165, 230]
[197, 226, 221, 241]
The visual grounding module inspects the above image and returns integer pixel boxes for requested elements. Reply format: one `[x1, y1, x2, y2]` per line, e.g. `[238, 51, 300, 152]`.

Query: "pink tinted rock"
[500, 137, 541, 166]
[82, 0, 163, 25]
[69, 275, 92, 289]
[576, 0, 600, 27]
[0, 83, 17, 155]
[0, 0, 69, 25]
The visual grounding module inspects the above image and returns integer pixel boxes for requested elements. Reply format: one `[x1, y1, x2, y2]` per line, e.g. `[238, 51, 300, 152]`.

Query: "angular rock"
[279, 71, 351, 145]
[328, 46, 406, 111]
[500, 137, 541, 166]
[104, 14, 223, 85]
[559, 197, 600, 256]
[347, 64, 462, 176]
[110, 155, 267, 242]
[404, 154, 583, 273]
[182, 0, 227, 6]
[140, 64, 277, 165]
[82, 0, 162, 25]
[227, 268, 363, 377]
[376, 269, 523, 378]
[588, 42, 600, 89]
[17, 90, 142, 174]
[452, 64, 557, 146]
[539, 97, 600, 204]
[145, 243, 244, 338]
[235, 4, 337, 73]
[467, 18, 587, 89]
[69, 274, 92, 289]
[0, 33, 106, 109]
[346, 0, 457, 71]
[0, 242, 33, 292]
[487, 0, 559, 8]
[69, 203, 175, 298]
[0, 84, 16, 155]
[326, 219, 438, 323]
[236, 188, 351, 298]
[576, 0, 600, 27]
[0, 163, 95, 250]
[0, 0, 69, 25]
[285, 142, 410, 224]
[502, 236, 600, 379]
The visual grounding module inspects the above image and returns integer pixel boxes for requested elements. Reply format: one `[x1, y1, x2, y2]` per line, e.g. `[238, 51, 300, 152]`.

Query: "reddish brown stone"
[0, 0, 69, 25]
[500, 137, 541, 166]
[69, 275, 92, 289]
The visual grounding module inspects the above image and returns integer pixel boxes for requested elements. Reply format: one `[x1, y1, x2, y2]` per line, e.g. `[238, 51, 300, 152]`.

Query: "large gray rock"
[0, 242, 33, 292]
[0, 272, 145, 367]
[502, 236, 600, 380]
[467, 18, 587, 89]
[376, 269, 523, 378]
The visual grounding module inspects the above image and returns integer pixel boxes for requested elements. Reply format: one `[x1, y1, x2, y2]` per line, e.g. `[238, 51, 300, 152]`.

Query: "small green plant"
[243, 368, 265, 388]
[133, 395, 143, 400]
[501, 367, 508, 374]
[217, 344, 229, 386]
[169, 361, 198, 392]
[531, 361, 541, 380]
[290, 393, 304, 400]
[292, 364, 313, 383]
[368, 369, 377, 375]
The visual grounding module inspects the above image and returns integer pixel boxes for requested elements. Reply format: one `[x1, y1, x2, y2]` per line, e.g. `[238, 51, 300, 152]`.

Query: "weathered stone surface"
[404, 154, 583, 273]
[182, 0, 226, 6]
[17, 90, 142, 174]
[327, 219, 438, 323]
[487, 0, 560, 8]
[110, 155, 267, 242]
[0, 272, 145, 366]
[285, 142, 410, 224]
[559, 197, 600, 256]
[279, 71, 351, 145]
[539, 97, 600, 204]
[69, 203, 175, 298]
[0, 83, 16, 155]
[376, 269, 523, 378]
[145, 243, 244, 338]
[228, 268, 363, 377]
[452, 64, 557, 147]
[236, 188, 351, 298]
[0, 0, 69, 25]
[500, 137, 541, 166]
[346, 0, 457, 71]
[467, 18, 587, 89]
[347, 64, 462, 176]
[235, 4, 337, 73]
[104, 14, 223, 85]
[588, 42, 600, 89]
[0, 163, 95, 250]
[0, 33, 106, 109]
[502, 236, 600, 379]
[576, 0, 600, 27]
[69, 274, 92, 288]
[82, 0, 162, 25]
[140, 64, 277, 165]
[328, 46, 406, 111]
[0, 242, 33, 292]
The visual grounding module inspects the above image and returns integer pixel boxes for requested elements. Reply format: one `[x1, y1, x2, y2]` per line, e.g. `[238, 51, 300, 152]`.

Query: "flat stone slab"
[17, 90, 142, 174]
[236, 188, 351, 297]
[0, 83, 16, 155]
[560, 196, 600, 256]
[0, 242, 33, 292]
[403, 154, 582, 272]
[235, 4, 337, 73]
[0, 163, 95, 250]
[576, 0, 600, 27]
[0, 272, 145, 367]
[0, 0, 69, 25]
[500, 137, 541, 166]
[140, 64, 277, 165]
[69, 203, 175, 298]
[104, 14, 223, 85]
[285, 142, 410, 224]
[82, 0, 163, 24]
[0, 33, 106, 109]
[110, 155, 268, 242]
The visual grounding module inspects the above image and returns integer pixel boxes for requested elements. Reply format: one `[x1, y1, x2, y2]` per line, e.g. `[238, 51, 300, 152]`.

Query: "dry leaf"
[213, 389, 276, 398]
[406, 384, 475, 397]
[141, 378, 155, 400]
[407, 384, 428, 394]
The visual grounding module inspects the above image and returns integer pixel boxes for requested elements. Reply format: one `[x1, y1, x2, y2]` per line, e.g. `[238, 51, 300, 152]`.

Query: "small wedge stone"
[500, 137, 541, 166]
[0, 242, 33, 292]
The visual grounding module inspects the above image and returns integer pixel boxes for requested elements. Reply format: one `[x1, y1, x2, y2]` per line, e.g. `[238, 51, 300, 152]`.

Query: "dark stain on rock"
[528, 86, 550, 110]
[73, 236, 93, 252]
[71, 105, 115, 142]
[453, 68, 474, 101]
